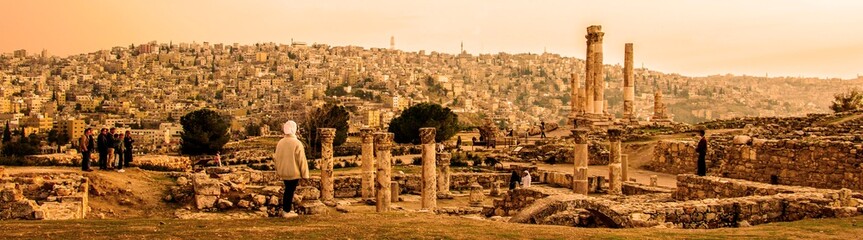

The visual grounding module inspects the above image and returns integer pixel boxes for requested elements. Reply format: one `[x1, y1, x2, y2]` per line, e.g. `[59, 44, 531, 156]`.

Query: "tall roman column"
[571, 128, 589, 195]
[374, 132, 394, 212]
[607, 128, 623, 195]
[623, 43, 635, 120]
[436, 152, 451, 195]
[419, 127, 437, 210]
[570, 72, 580, 118]
[584, 36, 595, 114]
[360, 128, 375, 199]
[587, 25, 605, 115]
[318, 128, 336, 205]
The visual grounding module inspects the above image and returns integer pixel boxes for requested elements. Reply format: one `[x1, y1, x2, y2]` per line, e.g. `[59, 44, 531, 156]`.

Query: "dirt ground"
[1, 212, 862, 240]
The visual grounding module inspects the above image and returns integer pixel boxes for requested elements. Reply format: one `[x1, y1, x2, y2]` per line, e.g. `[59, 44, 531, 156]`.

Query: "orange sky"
[2, 0, 861, 79]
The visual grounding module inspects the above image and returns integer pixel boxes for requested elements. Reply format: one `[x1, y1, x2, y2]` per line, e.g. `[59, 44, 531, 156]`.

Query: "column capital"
[436, 152, 451, 165]
[360, 128, 374, 144]
[374, 132, 394, 151]
[570, 128, 590, 144]
[318, 128, 336, 144]
[419, 127, 436, 144]
[607, 128, 623, 142]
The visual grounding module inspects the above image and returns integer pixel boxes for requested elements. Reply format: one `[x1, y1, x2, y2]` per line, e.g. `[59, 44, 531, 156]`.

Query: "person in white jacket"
[273, 120, 309, 218]
[521, 170, 532, 188]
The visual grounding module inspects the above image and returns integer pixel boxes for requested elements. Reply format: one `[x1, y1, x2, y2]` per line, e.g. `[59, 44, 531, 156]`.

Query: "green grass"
[1, 213, 862, 240]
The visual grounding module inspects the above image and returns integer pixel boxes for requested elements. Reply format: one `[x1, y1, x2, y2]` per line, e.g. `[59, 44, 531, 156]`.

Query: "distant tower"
[390, 36, 395, 50]
[460, 41, 464, 54]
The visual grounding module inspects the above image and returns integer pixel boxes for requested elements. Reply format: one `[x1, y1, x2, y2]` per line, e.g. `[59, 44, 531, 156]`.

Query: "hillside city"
[1, 40, 861, 154]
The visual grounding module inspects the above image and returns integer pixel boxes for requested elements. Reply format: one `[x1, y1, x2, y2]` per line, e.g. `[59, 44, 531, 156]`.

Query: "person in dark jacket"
[509, 170, 522, 190]
[97, 128, 109, 170]
[79, 128, 94, 172]
[123, 130, 134, 168]
[695, 130, 708, 176]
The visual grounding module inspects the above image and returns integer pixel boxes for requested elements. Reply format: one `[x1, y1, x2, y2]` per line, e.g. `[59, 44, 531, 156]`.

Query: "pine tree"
[2, 121, 11, 143]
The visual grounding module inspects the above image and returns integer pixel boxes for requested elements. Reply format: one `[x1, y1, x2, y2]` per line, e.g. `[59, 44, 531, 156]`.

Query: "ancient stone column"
[360, 128, 375, 199]
[391, 182, 400, 203]
[468, 182, 484, 207]
[419, 127, 437, 210]
[571, 128, 589, 195]
[607, 128, 623, 195]
[584, 35, 595, 114]
[436, 152, 451, 195]
[621, 154, 630, 182]
[374, 132, 394, 212]
[318, 128, 336, 205]
[587, 25, 605, 115]
[653, 90, 669, 122]
[623, 43, 635, 120]
[570, 72, 581, 118]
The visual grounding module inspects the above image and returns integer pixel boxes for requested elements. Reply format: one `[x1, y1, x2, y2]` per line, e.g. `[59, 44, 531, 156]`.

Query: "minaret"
[460, 41, 464, 54]
[390, 36, 395, 50]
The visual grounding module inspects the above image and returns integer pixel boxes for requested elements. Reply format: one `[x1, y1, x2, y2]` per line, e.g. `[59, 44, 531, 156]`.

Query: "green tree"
[2, 121, 11, 143]
[830, 89, 863, 113]
[245, 123, 262, 137]
[388, 103, 460, 144]
[325, 84, 348, 97]
[180, 109, 231, 155]
[300, 104, 350, 158]
[1, 141, 38, 157]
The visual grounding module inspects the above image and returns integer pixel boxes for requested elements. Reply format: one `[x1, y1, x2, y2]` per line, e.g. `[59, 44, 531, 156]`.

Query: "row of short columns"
[324, 128, 446, 213]
[571, 128, 630, 195]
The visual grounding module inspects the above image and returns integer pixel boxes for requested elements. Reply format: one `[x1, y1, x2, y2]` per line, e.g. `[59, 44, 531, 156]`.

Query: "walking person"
[540, 121, 547, 139]
[521, 170, 532, 188]
[273, 120, 309, 218]
[78, 128, 94, 172]
[508, 170, 521, 190]
[695, 130, 708, 176]
[116, 133, 126, 172]
[123, 130, 134, 168]
[97, 128, 109, 170]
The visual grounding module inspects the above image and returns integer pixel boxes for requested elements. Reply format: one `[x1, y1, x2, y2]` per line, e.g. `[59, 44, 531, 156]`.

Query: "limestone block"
[217, 198, 234, 209]
[295, 186, 321, 201]
[194, 195, 218, 209]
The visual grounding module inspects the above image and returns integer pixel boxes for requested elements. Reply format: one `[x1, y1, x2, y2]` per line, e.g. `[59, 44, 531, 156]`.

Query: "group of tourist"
[78, 127, 135, 172]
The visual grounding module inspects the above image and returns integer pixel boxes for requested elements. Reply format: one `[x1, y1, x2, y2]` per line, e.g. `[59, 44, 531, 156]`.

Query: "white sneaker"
[281, 211, 298, 218]
[117, 169, 125, 173]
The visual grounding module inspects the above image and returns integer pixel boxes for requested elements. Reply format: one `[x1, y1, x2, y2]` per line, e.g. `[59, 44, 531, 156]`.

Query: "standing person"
[695, 130, 708, 176]
[107, 128, 117, 169]
[116, 133, 126, 172]
[521, 170, 532, 188]
[97, 128, 109, 170]
[540, 121, 547, 139]
[508, 170, 521, 190]
[78, 128, 94, 172]
[456, 136, 462, 152]
[123, 130, 134, 168]
[273, 120, 309, 218]
[215, 151, 222, 167]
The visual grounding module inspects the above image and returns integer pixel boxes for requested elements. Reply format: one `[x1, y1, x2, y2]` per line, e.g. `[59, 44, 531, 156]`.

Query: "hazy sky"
[2, 0, 862, 79]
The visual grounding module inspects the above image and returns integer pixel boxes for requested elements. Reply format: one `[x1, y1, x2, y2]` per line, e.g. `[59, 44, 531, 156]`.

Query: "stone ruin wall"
[177, 167, 516, 214]
[507, 174, 861, 229]
[0, 170, 89, 220]
[649, 138, 863, 190]
[19, 154, 191, 172]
